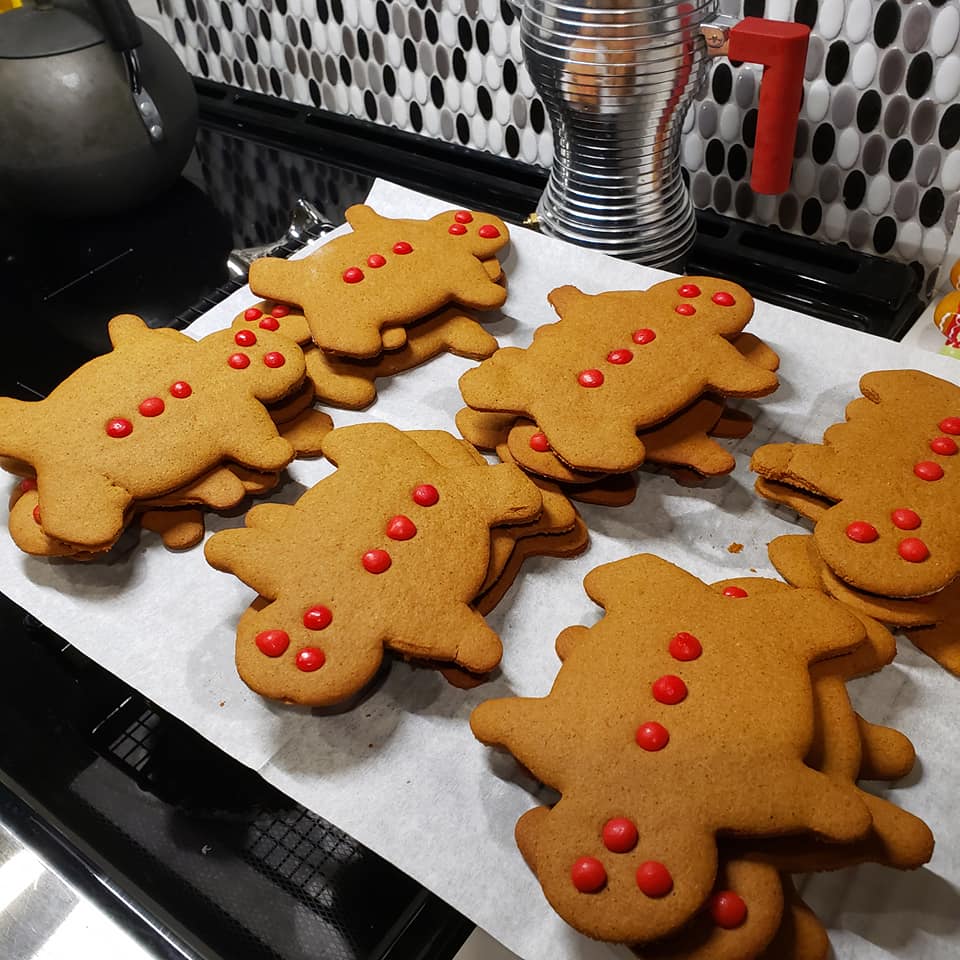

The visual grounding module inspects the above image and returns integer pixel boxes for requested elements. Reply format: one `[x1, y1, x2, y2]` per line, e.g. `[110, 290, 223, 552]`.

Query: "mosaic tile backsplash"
[152, 0, 960, 294]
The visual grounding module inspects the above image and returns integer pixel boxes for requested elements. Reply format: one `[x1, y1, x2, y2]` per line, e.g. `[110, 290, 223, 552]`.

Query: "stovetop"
[0, 79, 928, 960]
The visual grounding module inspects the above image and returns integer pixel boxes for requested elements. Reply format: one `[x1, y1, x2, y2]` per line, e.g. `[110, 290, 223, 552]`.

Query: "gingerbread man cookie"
[249, 205, 509, 358]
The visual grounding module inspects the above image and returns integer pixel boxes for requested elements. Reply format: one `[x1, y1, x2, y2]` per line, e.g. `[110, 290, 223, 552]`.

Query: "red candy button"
[710, 891, 747, 928]
[632, 328, 656, 344]
[386, 515, 417, 540]
[939, 417, 960, 435]
[235, 329, 257, 346]
[454, 210, 473, 223]
[898, 538, 930, 562]
[412, 483, 439, 506]
[635, 721, 669, 751]
[19, 478, 37, 493]
[270, 304, 290, 318]
[571, 857, 606, 893]
[448, 223, 467, 235]
[721, 585, 748, 598]
[296, 647, 326, 672]
[931, 436, 958, 456]
[228, 353, 250, 369]
[32, 505, 41, 524]
[602, 818, 638, 853]
[393, 241, 413, 254]
[255, 629, 290, 657]
[343, 267, 364, 283]
[529, 432, 551, 452]
[891, 508, 921, 530]
[577, 369, 604, 388]
[669, 631, 702, 660]
[712, 291, 736, 306]
[106, 418, 133, 438]
[259, 316, 280, 331]
[243, 307, 263, 321]
[607, 349, 633, 364]
[303, 605, 333, 630]
[367, 253, 386, 268]
[652, 675, 687, 705]
[170, 381, 192, 398]
[478, 224, 501, 239]
[845, 521, 878, 543]
[636, 861, 673, 897]
[674, 303, 696, 316]
[138, 397, 164, 417]
[263, 352, 286, 368]
[914, 461, 944, 481]
[362, 549, 392, 573]
[678, 283, 701, 298]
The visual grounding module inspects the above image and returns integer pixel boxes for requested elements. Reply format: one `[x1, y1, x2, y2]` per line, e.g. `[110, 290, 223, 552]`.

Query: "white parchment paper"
[3, 180, 960, 960]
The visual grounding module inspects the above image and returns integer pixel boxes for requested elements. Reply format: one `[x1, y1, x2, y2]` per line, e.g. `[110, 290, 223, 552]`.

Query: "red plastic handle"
[728, 17, 810, 195]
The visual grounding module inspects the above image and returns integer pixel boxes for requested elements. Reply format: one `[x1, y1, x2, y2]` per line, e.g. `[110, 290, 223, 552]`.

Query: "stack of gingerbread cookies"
[752, 369, 960, 676]
[471, 554, 933, 958]
[457, 276, 780, 504]
[245, 204, 511, 409]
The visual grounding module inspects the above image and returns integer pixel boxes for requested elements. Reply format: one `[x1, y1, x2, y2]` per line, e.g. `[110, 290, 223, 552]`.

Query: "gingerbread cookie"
[249, 205, 509, 357]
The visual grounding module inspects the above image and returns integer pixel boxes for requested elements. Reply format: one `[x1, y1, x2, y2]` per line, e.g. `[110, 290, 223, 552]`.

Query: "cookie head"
[202, 326, 307, 403]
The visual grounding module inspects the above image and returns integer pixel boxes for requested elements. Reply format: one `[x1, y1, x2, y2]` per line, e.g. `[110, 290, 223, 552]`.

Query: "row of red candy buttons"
[252, 484, 441, 670]
[569, 584, 750, 922]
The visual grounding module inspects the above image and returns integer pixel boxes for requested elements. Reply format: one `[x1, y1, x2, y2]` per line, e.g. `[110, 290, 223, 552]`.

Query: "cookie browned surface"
[249, 205, 509, 358]
[0, 315, 307, 552]
[470, 555, 876, 945]
[205, 423, 544, 706]
[459, 277, 777, 474]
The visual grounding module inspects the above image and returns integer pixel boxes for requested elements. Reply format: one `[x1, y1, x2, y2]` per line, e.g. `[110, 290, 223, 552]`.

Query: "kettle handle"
[90, 0, 142, 51]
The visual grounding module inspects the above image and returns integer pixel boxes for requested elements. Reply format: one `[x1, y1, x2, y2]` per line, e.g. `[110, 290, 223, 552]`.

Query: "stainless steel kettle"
[0, 0, 198, 217]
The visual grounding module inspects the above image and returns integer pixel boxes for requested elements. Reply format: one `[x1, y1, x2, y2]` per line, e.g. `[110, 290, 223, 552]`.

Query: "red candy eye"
[263, 352, 285, 368]
[571, 857, 606, 893]
[529, 432, 551, 452]
[669, 631, 702, 660]
[303, 605, 332, 630]
[602, 818, 638, 853]
[170, 381, 192, 398]
[235, 329, 257, 347]
[846, 521, 878, 543]
[32, 505, 41, 524]
[19, 478, 37, 493]
[606, 349, 633, 364]
[243, 307, 263, 321]
[632, 328, 656, 344]
[454, 210, 473, 223]
[343, 266, 364, 283]
[577, 369, 604, 388]
[712, 291, 736, 306]
[898, 538, 929, 562]
[652, 675, 687, 705]
[939, 417, 960, 435]
[228, 353, 250, 369]
[362, 549, 392, 573]
[710, 891, 747, 928]
[392, 241, 413, 254]
[636, 861, 673, 897]
[674, 303, 696, 316]
[106, 418, 133, 438]
[678, 283, 701, 298]
[635, 721, 669, 751]
[270, 304, 290, 318]
[412, 484, 439, 506]
[448, 223, 467, 235]
[721, 585, 748, 598]
[891, 508, 921, 530]
[255, 629, 289, 657]
[258, 317, 280, 331]
[931, 436, 958, 456]
[386, 515, 417, 540]
[914, 461, 944, 481]
[367, 253, 386, 268]
[296, 647, 326, 671]
[478, 224, 501, 239]
[138, 397, 164, 417]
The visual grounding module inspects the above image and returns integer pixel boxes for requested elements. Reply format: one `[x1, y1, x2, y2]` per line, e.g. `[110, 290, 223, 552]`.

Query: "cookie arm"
[204, 528, 288, 598]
